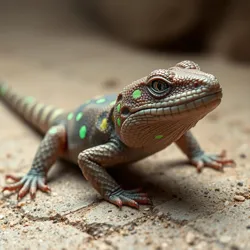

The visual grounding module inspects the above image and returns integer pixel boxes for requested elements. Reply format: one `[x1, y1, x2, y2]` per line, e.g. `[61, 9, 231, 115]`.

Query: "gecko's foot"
[106, 188, 152, 209]
[191, 150, 235, 172]
[2, 173, 51, 200]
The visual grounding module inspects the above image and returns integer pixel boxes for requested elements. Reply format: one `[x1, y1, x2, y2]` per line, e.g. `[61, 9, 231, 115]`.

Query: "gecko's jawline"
[133, 90, 222, 117]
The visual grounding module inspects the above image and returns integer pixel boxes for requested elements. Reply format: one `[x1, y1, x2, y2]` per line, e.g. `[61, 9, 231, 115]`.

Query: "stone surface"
[0, 10, 250, 250]
[0, 220, 91, 249]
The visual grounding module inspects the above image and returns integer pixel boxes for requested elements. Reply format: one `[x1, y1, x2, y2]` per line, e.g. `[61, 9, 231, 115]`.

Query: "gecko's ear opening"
[175, 60, 201, 71]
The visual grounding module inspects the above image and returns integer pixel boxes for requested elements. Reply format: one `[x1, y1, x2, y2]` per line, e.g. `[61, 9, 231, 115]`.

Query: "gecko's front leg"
[2, 125, 66, 199]
[176, 131, 235, 172]
[78, 140, 151, 208]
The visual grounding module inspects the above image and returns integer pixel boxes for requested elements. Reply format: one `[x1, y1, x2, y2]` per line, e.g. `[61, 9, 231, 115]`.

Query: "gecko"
[0, 61, 234, 208]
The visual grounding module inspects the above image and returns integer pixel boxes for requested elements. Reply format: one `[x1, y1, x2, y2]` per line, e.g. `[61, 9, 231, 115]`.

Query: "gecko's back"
[0, 83, 118, 163]
[54, 95, 117, 163]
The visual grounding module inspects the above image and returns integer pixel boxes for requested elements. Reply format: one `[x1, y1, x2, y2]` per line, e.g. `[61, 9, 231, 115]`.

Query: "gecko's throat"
[120, 89, 222, 148]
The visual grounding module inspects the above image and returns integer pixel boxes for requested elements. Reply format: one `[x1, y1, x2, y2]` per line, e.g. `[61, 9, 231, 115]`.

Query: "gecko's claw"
[2, 173, 51, 200]
[191, 150, 235, 172]
[106, 188, 152, 209]
[5, 175, 22, 182]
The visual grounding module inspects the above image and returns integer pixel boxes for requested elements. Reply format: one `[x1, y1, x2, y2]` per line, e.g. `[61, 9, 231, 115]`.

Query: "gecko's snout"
[194, 72, 221, 94]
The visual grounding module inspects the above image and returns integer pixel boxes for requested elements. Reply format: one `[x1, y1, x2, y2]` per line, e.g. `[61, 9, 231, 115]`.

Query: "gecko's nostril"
[117, 94, 123, 102]
[194, 82, 200, 88]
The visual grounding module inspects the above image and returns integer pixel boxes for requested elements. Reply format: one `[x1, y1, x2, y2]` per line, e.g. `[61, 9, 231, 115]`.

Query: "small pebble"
[239, 153, 247, 159]
[224, 201, 230, 206]
[23, 228, 28, 233]
[144, 208, 150, 211]
[237, 181, 244, 186]
[10, 222, 16, 227]
[160, 242, 169, 249]
[104, 240, 112, 245]
[220, 235, 231, 244]
[17, 202, 26, 208]
[185, 232, 196, 245]
[234, 195, 245, 202]
[157, 212, 163, 217]
[231, 244, 240, 250]
[0, 214, 5, 220]
[196, 241, 208, 250]
[6, 153, 12, 158]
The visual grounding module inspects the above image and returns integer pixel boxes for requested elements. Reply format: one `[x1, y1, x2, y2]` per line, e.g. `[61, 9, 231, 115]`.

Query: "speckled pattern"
[0, 61, 234, 208]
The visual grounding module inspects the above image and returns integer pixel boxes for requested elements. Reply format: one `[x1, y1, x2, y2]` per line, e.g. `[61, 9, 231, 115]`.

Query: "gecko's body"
[1, 61, 234, 208]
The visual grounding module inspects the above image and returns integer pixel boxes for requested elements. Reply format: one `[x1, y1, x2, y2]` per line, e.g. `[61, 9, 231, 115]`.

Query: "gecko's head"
[113, 61, 222, 148]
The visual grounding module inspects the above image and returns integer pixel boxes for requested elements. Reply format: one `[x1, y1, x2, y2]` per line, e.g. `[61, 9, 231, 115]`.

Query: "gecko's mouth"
[132, 89, 222, 118]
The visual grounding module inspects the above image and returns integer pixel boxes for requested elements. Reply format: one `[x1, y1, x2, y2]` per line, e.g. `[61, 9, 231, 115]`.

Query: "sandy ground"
[0, 26, 250, 250]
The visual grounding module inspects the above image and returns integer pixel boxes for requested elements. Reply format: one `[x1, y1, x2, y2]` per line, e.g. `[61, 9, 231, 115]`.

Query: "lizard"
[0, 60, 234, 209]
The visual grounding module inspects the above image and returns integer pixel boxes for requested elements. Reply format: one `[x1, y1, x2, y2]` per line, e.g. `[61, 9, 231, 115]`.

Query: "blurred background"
[1, 0, 250, 62]
[0, 0, 249, 97]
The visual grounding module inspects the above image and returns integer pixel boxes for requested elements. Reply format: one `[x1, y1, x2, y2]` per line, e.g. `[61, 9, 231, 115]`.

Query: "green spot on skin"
[79, 125, 87, 139]
[0, 84, 7, 96]
[109, 100, 116, 106]
[67, 113, 74, 121]
[96, 98, 106, 104]
[49, 127, 57, 135]
[132, 89, 141, 99]
[116, 103, 121, 112]
[76, 112, 83, 121]
[117, 117, 121, 126]
[155, 135, 164, 139]
[25, 96, 35, 104]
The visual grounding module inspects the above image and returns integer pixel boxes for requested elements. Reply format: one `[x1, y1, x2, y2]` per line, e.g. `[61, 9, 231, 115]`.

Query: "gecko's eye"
[148, 79, 171, 97]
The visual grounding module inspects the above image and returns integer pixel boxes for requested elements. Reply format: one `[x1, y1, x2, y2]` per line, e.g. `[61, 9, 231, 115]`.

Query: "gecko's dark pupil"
[157, 82, 163, 91]
[152, 80, 168, 93]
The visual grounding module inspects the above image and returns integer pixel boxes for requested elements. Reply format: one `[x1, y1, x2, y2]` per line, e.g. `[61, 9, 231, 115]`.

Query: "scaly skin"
[0, 61, 234, 208]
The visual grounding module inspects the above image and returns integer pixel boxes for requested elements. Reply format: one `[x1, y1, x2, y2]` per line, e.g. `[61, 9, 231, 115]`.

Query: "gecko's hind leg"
[2, 125, 66, 200]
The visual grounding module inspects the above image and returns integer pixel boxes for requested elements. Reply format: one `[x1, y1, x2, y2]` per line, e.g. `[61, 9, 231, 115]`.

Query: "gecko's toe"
[5, 174, 22, 182]
[2, 179, 25, 192]
[18, 179, 32, 200]
[191, 150, 235, 172]
[30, 179, 38, 199]
[2, 173, 50, 200]
[108, 196, 123, 208]
[120, 197, 139, 209]
[37, 178, 51, 193]
[107, 188, 152, 209]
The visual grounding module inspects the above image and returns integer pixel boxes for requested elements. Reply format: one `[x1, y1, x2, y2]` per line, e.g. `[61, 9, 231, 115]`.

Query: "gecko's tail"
[0, 82, 65, 134]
